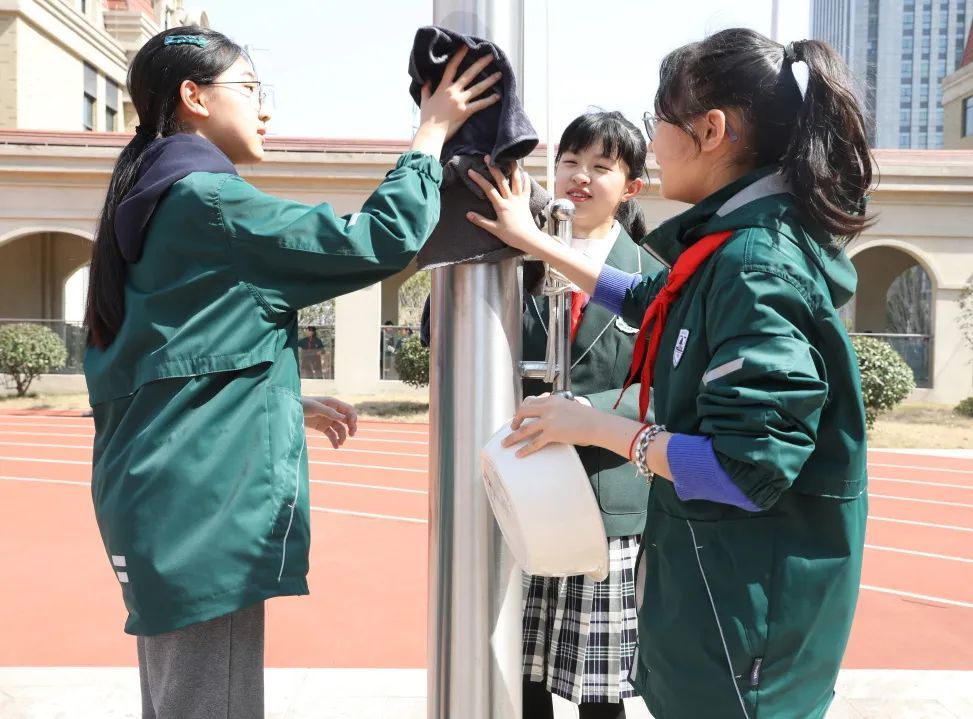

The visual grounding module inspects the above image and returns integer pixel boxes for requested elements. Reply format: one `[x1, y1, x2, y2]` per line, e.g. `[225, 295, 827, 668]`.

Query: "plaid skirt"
[522, 535, 640, 704]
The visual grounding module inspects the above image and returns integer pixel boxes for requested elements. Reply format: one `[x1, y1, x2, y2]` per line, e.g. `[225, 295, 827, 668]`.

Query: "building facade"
[2, 131, 972, 403]
[943, 20, 973, 147]
[0, 0, 208, 133]
[811, 0, 973, 148]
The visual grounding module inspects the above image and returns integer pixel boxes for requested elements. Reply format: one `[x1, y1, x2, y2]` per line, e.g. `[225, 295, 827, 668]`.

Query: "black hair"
[85, 26, 246, 349]
[655, 28, 874, 244]
[555, 111, 649, 239]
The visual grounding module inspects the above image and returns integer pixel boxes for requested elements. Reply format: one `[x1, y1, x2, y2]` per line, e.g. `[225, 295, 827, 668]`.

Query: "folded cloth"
[416, 154, 550, 269]
[408, 26, 538, 164]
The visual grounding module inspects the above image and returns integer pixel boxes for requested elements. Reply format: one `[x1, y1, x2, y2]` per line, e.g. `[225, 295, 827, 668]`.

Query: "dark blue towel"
[115, 133, 237, 263]
[408, 26, 538, 164]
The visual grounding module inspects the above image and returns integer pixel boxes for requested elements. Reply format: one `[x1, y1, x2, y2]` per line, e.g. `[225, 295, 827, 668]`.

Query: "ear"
[175, 79, 211, 121]
[621, 176, 644, 202]
[698, 109, 730, 152]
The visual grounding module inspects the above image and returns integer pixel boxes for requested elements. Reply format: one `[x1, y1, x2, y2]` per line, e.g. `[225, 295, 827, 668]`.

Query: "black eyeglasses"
[205, 80, 268, 110]
[643, 110, 739, 142]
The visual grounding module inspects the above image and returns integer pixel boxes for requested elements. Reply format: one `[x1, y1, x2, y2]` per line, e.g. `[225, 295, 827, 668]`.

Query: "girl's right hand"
[465, 158, 550, 254]
[413, 47, 502, 153]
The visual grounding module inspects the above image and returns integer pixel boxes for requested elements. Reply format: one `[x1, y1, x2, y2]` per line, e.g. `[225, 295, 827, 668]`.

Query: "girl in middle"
[519, 111, 663, 719]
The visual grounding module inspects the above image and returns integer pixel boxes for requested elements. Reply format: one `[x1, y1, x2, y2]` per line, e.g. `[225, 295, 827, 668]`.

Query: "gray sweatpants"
[137, 601, 265, 719]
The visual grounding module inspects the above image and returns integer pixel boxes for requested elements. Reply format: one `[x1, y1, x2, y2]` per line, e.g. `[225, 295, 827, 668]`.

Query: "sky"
[192, 0, 810, 142]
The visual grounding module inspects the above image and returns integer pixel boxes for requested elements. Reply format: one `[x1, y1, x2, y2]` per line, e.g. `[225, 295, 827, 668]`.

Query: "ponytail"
[83, 26, 245, 348]
[655, 28, 875, 246]
[615, 200, 647, 240]
[780, 40, 873, 242]
[84, 132, 156, 348]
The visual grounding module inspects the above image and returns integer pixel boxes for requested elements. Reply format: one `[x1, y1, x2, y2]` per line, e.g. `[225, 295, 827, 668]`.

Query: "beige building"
[1, 1, 972, 403]
[0, 1, 207, 133]
[2, 132, 973, 403]
[943, 21, 973, 149]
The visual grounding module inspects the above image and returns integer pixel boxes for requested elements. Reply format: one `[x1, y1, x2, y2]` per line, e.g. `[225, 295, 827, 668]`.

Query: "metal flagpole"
[428, 2, 525, 718]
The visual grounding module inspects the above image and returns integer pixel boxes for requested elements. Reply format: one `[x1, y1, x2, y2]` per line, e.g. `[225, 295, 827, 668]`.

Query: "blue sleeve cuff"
[667, 434, 761, 512]
[592, 266, 641, 316]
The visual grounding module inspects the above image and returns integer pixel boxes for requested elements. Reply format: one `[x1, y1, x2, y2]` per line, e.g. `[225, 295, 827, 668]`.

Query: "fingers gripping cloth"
[415, 155, 551, 269]
[409, 27, 547, 269]
[409, 26, 538, 163]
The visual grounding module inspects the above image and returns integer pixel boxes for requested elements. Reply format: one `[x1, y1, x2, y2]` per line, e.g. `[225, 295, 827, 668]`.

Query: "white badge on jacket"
[673, 329, 689, 367]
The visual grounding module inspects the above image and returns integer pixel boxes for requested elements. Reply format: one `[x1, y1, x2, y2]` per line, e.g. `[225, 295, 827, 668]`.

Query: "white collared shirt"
[569, 221, 620, 271]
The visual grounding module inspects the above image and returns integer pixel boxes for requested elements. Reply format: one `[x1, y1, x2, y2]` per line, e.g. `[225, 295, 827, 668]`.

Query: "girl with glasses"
[84, 25, 499, 719]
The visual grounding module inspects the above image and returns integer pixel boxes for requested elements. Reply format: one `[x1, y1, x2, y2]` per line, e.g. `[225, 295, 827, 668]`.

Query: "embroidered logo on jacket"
[673, 329, 689, 367]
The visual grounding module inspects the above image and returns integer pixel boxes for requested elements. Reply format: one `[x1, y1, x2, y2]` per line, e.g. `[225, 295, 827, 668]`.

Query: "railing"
[297, 326, 335, 380]
[850, 332, 932, 388]
[0, 319, 86, 374]
[380, 325, 420, 380]
[0, 319, 336, 380]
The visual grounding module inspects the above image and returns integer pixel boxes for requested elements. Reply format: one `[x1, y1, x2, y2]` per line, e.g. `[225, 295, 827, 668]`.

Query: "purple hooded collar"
[114, 133, 238, 263]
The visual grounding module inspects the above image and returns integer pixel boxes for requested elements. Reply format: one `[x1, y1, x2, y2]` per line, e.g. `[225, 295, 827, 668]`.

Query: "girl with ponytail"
[469, 28, 873, 719]
[84, 25, 499, 718]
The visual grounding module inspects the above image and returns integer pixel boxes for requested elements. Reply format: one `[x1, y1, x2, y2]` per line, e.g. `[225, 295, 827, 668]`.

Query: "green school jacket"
[84, 152, 442, 635]
[622, 168, 868, 719]
[522, 227, 664, 537]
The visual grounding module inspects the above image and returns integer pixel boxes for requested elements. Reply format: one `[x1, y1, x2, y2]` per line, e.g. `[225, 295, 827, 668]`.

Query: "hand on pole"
[465, 156, 549, 254]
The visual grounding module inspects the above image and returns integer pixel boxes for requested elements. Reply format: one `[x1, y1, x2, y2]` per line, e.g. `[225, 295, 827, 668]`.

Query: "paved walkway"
[2, 668, 972, 718]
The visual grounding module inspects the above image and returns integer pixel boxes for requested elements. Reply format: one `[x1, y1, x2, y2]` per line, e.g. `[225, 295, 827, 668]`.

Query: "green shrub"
[0, 323, 68, 397]
[955, 397, 973, 418]
[851, 336, 916, 429]
[394, 334, 429, 388]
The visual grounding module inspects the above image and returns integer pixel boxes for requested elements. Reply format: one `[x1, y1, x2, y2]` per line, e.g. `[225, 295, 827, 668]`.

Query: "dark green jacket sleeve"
[218, 151, 442, 312]
[698, 269, 829, 510]
[620, 270, 667, 329]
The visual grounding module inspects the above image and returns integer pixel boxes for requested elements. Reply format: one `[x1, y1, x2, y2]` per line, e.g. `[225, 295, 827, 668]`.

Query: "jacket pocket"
[638, 509, 778, 712]
[265, 385, 306, 545]
[594, 449, 650, 516]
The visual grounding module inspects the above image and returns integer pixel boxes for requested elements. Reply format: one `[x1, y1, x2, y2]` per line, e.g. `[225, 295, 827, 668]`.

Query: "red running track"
[0, 411, 971, 669]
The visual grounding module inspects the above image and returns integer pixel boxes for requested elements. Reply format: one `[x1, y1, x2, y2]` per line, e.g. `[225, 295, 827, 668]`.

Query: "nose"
[259, 106, 272, 124]
[572, 170, 590, 185]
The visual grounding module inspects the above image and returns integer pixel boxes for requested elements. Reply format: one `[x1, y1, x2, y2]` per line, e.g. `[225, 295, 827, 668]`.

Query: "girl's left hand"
[502, 394, 596, 458]
[466, 158, 549, 255]
[302, 396, 358, 449]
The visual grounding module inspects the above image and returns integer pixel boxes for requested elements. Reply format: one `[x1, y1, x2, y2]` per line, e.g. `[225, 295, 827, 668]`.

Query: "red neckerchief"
[615, 231, 734, 421]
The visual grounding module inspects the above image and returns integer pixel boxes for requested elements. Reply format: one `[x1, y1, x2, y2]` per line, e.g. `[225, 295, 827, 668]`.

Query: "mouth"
[566, 188, 591, 203]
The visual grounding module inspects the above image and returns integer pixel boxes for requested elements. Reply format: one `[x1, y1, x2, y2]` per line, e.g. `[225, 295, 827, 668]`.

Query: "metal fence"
[296, 325, 335, 379]
[0, 320, 336, 380]
[850, 332, 932, 388]
[380, 325, 419, 380]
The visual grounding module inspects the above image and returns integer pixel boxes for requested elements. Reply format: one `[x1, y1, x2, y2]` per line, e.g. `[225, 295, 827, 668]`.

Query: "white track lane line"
[870, 493, 973, 509]
[871, 477, 973, 491]
[869, 515, 973, 533]
[0, 441, 428, 460]
[310, 505, 426, 524]
[869, 462, 973, 476]
[311, 479, 427, 495]
[309, 460, 426, 474]
[0, 475, 89, 487]
[864, 544, 973, 564]
[0, 456, 428, 475]
[0, 474, 428, 496]
[859, 585, 973, 609]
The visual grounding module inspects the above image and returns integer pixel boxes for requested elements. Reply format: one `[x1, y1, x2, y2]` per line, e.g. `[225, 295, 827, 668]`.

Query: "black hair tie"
[134, 125, 156, 137]
[783, 41, 802, 63]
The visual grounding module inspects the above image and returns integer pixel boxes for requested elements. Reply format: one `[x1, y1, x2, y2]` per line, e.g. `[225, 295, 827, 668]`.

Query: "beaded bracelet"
[634, 424, 667, 484]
